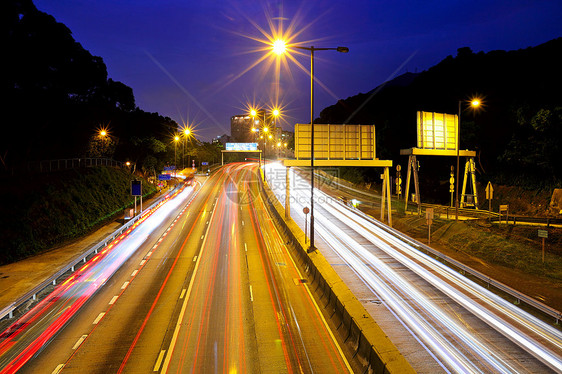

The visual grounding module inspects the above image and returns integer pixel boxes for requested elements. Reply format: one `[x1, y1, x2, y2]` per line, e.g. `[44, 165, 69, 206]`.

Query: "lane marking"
[161, 191, 220, 373]
[244, 243, 248, 252]
[193, 255, 198, 262]
[140, 259, 146, 266]
[131, 269, 138, 277]
[200, 235, 204, 240]
[249, 285, 254, 302]
[72, 335, 88, 350]
[121, 281, 129, 290]
[153, 350, 166, 372]
[109, 296, 119, 305]
[52, 364, 64, 374]
[179, 289, 186, 299]
[93, 312, 105, 325]
[242, 220, 245, 226]
[147, 251, 153, 256]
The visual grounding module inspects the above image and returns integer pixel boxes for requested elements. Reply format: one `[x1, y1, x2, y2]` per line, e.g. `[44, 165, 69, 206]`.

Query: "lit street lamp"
[292, 44, 349, 252]
[183, 127, 191, 170]
[455, 98, 481, 221]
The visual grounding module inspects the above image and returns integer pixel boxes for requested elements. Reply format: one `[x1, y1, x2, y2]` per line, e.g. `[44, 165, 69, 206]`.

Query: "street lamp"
[183, 127, 191, 170]
[455, 98, 481, 221]
[292, 44, 349, 252]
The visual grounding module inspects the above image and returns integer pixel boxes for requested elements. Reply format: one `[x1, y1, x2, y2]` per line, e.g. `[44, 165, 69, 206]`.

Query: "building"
[212, 133, 231, 146]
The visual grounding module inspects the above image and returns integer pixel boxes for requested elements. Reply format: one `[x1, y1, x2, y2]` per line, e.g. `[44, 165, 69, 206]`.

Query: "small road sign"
[538, 229, 548, 239]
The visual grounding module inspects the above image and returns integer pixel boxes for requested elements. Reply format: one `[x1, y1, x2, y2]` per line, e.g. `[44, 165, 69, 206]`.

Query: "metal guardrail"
[0, 188, 171, 323]
[28, 158, 127, 173]
[351, 206, 562, 324]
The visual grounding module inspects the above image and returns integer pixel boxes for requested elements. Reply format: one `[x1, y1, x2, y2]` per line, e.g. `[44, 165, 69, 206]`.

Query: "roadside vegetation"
[0, 166, 155, 264]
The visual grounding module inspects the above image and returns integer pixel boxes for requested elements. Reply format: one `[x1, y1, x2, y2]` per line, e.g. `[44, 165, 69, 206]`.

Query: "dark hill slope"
[319, 38, 562, 186]
[0, 167, 155, 264]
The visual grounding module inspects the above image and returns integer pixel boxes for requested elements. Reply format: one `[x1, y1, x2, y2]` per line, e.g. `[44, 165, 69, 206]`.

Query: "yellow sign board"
[417, 111, 457, 151]
[294, 124, 376, 160]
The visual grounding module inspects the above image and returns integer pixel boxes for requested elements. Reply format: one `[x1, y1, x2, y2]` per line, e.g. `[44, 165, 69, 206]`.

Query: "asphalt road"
[265, 163, 562, 373]
[12, 163, 350, 373]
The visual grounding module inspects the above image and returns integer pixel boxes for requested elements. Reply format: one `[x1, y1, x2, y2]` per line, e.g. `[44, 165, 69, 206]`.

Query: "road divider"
[258, 175, 415, 374]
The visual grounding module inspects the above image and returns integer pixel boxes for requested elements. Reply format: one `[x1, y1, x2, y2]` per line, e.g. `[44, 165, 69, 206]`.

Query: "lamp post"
[183, 127, 191, 170]
[293, 45, 349, 252]
[263, 126, 269, 179]
[455, 99, 480, 221]
[174, 135, 180, 170]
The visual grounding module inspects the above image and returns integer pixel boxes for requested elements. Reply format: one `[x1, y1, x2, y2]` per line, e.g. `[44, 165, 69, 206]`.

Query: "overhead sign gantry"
[284, 123, 393, 226]
[221, 142, 262, 165]
[400, 111, 478, 212]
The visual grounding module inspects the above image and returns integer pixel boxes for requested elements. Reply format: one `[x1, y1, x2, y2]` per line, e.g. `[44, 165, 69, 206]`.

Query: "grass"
[0, 167, 155, 264]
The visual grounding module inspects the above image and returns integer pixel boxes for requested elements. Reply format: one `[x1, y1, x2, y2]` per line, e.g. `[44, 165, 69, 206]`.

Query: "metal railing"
[28, 158, 127, 173]
[351, 206, 562, 324]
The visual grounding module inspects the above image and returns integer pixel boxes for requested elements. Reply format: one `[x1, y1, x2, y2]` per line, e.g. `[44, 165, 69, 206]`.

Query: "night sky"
[34, 0, 562, 141]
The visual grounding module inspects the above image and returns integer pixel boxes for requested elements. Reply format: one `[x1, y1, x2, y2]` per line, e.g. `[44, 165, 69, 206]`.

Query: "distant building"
[231, 110, 270, 143]
[212, 133, 231, 146]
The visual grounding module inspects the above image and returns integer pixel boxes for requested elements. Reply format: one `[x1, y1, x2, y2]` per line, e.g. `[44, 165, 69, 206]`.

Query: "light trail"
[0, 184, 196, 374]
[264, 162, 562, 373]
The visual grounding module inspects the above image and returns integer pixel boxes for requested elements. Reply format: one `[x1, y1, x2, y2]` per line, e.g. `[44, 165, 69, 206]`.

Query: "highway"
[265, 163, 562, 373]
[1, 163, 351, 373]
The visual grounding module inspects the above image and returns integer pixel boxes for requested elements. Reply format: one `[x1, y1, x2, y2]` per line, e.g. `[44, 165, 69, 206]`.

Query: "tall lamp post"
[455, 99, 480, 221]
[174, 135, 180, 170]
[293, 45, 349, 252]
[183, 127, 191, 170]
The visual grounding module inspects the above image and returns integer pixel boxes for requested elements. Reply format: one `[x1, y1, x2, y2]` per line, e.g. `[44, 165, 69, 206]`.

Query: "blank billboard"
[294, 124, 376, 160]
[416, 111, 457, 151]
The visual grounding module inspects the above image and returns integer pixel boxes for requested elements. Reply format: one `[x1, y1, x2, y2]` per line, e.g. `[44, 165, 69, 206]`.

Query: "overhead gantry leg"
[285, 166, 291, 219]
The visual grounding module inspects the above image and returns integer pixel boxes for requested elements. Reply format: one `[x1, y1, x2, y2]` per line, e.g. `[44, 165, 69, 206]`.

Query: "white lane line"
[109, 296, 119, 305]
[72, 335, 88, 350]
[52, 364, 64, 374]
[140, 259, 146, 266]
[242, 220, 245, 226]
[200, 235, 204, 240]
[161, 193, 219, 374]
[206, 221, 209, 225]
[193, 255, 198, 262]
[93, 312, 105, 325]
[121, 281, 129, 290]
[179, 289, 186, 299]
[153, 349, 166, 371]
[249, 285, 254, 302]
[244, 243, 248, 252]
[147, 251, 153, 256]
[131, 269, 138, 277]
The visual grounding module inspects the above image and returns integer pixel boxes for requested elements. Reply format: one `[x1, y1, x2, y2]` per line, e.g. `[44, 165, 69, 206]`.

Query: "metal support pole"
[455, 101, 461, 221]
[309, 47, 316, 252]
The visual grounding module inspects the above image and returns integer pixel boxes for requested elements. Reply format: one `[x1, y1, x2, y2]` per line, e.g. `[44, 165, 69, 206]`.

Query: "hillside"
[319, 38, 562, 190]
[0, 167, 155, 264]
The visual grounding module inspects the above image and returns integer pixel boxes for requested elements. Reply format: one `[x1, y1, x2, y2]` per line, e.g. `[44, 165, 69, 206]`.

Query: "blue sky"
[34, 0, 562, 141]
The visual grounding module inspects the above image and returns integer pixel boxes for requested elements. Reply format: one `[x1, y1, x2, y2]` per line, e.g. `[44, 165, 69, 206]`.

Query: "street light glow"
[174, 135, 180, 142]
[273, 39, 286, 55]
[99, 130, 107, 137]
[471, 100, 480, 107]
[273, 108, 280, 117]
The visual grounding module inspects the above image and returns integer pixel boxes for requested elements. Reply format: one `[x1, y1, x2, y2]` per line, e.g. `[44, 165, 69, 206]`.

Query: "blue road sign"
[158, 174, 171, 181]
[131, 180, 142, 196]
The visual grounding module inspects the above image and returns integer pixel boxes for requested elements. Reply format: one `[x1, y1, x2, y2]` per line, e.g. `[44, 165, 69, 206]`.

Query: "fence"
[28, 158, 126, 173]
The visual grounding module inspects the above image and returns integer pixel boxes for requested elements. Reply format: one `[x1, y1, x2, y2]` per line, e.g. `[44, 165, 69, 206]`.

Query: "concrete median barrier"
[258, 177, 414, 373]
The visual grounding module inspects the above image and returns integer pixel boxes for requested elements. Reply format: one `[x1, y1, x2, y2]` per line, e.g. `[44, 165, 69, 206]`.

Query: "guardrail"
[28, 158, 127, 173]
[0, 187, 174, 324]
[352, 207, 562, 324]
